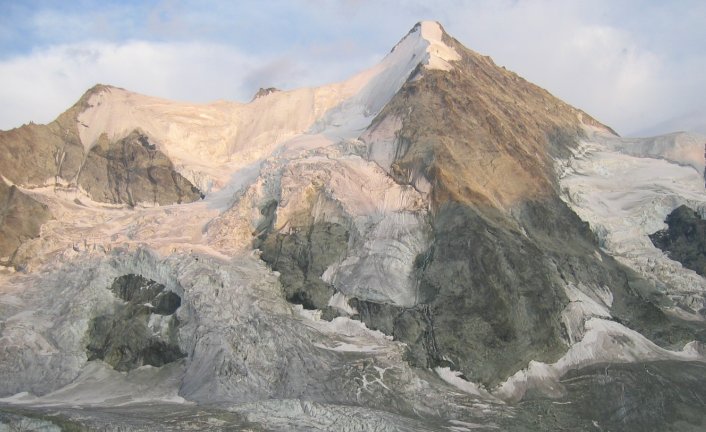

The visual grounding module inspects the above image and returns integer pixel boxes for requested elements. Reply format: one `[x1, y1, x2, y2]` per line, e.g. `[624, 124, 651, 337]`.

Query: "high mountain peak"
[2, 21, 706, 431]
[389, 20, 460, 72]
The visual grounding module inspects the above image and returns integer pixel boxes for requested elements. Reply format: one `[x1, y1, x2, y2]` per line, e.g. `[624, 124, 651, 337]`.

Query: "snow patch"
[435, 367, 497, 400]
[327, 291, 357, 316]
[419, 21, 461, 71]
[493, 317, 705, 402]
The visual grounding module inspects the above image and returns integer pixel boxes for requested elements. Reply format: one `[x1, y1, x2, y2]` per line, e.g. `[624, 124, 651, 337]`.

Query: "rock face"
[261, 23, 699, 387]
[0, 88, 87, 187]
[0, 182, 51, 265]
[86, 274, 183, 371]
[251, 87, 281, 101]
[255, 185, 352, 315]
[0, 85, 203, 206]
[260, 220, 349, 312]
[78, 130, 203, 206]
[651, 205, 706, 279]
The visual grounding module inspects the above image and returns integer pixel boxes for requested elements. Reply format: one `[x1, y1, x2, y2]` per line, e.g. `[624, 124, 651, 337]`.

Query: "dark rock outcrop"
[251, 87, 280, 101]
[0, 183, 51, 265]
[78, 130, 203, 206]
[650, 205, 706, 277]
[86, 274, 184, 371]
[255, 188, 350, 315]
[260, 221, 349, 312]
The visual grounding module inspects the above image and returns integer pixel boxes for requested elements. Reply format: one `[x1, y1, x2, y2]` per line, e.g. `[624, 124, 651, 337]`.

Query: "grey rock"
[86, 274, 184, 371]
[0, 182, 52, 266]
[251, 87, 281, 101]
[259, 211, 349, 311]
[109, 273, 181, 315]
[78, 130, 203, 206]
[650, 205, 706, 278]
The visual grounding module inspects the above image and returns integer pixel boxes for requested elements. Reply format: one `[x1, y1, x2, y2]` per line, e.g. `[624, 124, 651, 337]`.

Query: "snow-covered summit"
[416, 21, 462, 71]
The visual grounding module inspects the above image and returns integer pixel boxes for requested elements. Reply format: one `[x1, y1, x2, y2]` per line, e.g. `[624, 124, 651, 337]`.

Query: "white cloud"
[1, 1, 704, 136]
[0, 41, 249, 128]
[0, 40, 351, 129]
[550, 24, 665, 133]
[0, 38, 379, 130]
[431, 0, 684, 135]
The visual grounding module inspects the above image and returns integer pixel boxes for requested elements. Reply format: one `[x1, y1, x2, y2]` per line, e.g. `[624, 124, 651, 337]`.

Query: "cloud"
[418, 1, 678, 135]
[0, 38, 381, 130]
[0, 0, 704, 136]
[0, 41, 256, 129]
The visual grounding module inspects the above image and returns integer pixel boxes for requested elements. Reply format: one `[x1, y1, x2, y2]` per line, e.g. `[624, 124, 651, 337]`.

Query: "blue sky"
[1, 0, 705, 136]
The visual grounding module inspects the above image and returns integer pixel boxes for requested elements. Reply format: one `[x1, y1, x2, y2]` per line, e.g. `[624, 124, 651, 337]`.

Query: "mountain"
[0, 85, 203, 208]
[1, 21, 706, 431]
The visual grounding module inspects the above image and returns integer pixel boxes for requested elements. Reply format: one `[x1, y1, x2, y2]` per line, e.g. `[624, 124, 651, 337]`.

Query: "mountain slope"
[0, 85, 203, 207]
[0, 21, 705, 431]
[252, 23, 704, 389]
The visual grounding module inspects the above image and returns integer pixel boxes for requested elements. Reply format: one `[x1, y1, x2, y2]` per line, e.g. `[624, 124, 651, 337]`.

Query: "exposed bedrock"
[85, 274, 184, 371]
[256, 188, 351, 317]
[0, 183, 52, 266]
[78, 130, 203, 206]
[651, 205, 706, 281]
[0, 86, 89, 186]
[352, 200, 573, 386]
[500, 361, 706, 431]
[259, 220, 349, 313]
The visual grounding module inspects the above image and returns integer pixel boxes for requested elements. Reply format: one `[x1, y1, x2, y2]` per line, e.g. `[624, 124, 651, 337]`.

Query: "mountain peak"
[416, 20, 445, 37]
[390, 21, 460, 72]
[3, 17, 706, 432]
[417, 21, 460, 71]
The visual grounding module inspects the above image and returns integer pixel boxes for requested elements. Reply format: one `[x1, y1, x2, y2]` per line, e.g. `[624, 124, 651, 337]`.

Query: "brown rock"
[0, 182, 52, 265]
[78, 130, 203, 206]
[0, 85, 202, 206]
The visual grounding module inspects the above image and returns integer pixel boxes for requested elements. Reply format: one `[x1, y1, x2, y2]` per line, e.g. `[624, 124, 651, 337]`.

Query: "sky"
[0, 0, 705, 136]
